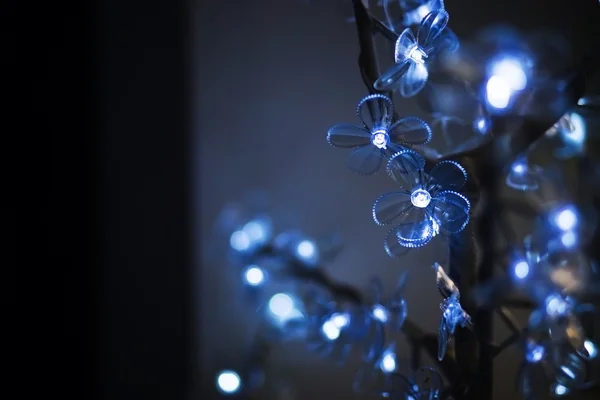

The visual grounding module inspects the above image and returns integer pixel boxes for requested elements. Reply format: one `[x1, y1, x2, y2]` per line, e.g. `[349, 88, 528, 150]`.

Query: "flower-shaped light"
[366, 271, 409, 331]
[353, 342, 403, 395]
[505, 156, 544, 192]
[376, 366, 443, 400]
[374, 10, 452, 97]
[433, 263, 472, 360]
[327, 94, 432, 175]
[274, 230, 343, 268]
[372, 149, 470, 256]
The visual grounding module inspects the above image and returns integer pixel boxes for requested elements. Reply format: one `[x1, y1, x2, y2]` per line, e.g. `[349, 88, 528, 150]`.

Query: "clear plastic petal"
[347, 145, 384, 175]
[394, 28, 418, 63]
[400, 62, 429, 98]
[386, 149, 426, 188]
[384, 228, 412, 258]
[417, 10, 450, 49]
[380, 372, 417, 399]
[357, 94, 394, 131]
[432, 191, 470, 234]
[429, 26, 459, 55]
[395, 213, 435, 245]
[388, 117, 432, 145]
[374, 61, 411, 92]
[327, 124, 371, 148]
[428, 160, 468, 192]
[372, 191, 413, 226]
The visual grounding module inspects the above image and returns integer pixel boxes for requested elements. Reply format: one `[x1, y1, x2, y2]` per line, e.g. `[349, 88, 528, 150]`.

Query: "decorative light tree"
[211, 1, 600, 399]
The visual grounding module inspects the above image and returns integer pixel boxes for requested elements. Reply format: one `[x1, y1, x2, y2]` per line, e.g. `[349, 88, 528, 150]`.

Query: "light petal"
[386, 149, 426, 189]
[428, 26, 459, 56]
[428, 160, 468, 192]
[372, 191, 412, 226]
[374, 61, 410, 92]
[432, 191, 470, 234]
[327, 124, 371, 148]
[347, 145, 384, 175]
[394, 28, 418, 63]
[400, 62, 429, 98]
[384, 228, 412, 258]
[389, 116, 432, 145]
[368, 276, 384, 304]
[395, 214, 435, 246]
[357, 94, 394, 131]
[417, 9, 450, 49]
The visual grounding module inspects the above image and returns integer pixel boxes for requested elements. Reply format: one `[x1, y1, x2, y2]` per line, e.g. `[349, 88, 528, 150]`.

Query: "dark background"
[41, 0, 600, 399]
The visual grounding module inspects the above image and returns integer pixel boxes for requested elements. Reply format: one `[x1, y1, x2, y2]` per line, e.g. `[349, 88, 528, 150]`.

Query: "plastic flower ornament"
[327, 94, 432, 175]
[433, 262, 472, 361]
[372, 149, 470, 256]
[374, 10, 451, 97]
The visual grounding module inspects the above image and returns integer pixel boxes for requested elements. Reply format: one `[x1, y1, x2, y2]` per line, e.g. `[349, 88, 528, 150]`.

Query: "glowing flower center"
[407, 45, 428, 64]
[371, 129, 389, 149]
[411, 188, 431, 208]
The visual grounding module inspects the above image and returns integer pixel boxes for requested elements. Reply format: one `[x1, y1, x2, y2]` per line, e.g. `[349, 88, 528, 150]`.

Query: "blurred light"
[243, 220, 267, 242]
[560, 231, 577, 248]
[554, 384, 568, 396]
[563, 113, 586, 147]
[230, 230, 250, 251]
[545, 295, 568, 316]
[490, 58, 527, 90]
[321, 312, 349, 341]
[380, 349, 396, 373]
[512, 162, 525, 174]
[474, 116, 489, 133]
[514, 261, 529, 279]
[485, 76, 512, 109]
[561, 365, 576, 380]
[268, 293, 294, 318]
[216, 370, 241, 394]
[372, 305, 389, 323]
[582, 340, 598, 359]
[554, 207, 578, 231]
[296, 240, 316, 259]
[525, 342, 545, 363]
[243, 265, 265, 286]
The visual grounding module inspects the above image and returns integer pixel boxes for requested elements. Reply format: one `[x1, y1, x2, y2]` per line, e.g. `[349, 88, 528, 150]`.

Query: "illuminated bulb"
[296, 240, 316, 259]
[216, 370, 241, 394]
[560, 231, 576, 248]
[230, 230, 250, 251]
[555, 208, 577, 231]
[583, 340, 598, 359]
[372, 305, 389, 323]
[380, 351, 396, 372]
[243, 220, 267, 242]
[411, 188, 431, 208]
[243, 266, 264, 286]
[512, 162, 526, 174]
[407, 45, 428, 64]
[485, 75, 512, 109]
[330, 313, 349, 328]
[268, 293, 294, 318]
[321, 320, 341, 341]
[554, 384, 568, 396]
[514, 261, 529, 279]
[371, 129, 389, 149]
[526, 342, 545, 363]
[490, 58, 527, 91]
[546, 295, 568, 317]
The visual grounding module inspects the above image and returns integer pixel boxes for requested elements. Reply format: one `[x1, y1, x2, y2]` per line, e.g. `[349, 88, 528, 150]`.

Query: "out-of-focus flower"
[327, 94, 431, 175]
[375, 10, 457, 97]
[372, 149, 470, 255]
[366, 271, 409, 331]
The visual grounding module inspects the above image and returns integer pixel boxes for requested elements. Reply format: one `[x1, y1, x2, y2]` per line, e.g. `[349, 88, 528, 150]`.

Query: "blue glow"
[473, 116, 489, 133]
[216, 370, 241, 394]
[560, 231, 577, 248]
[268, 293, 294, 318]
[321, 312, 349, 341]
[514, 261, 529, 279]
[243, 265, 265, 286]
[230, 230, 250, 251]
[485, 75, 512, 109]
[296, 240, 316, 259]
[554, 384, 568, 396]
[525, 341, 545, 363]
[490, 58, 527, 91]
[563, 113, 586, 147]
[371, 304, 389, 323]
[379, 349, 397, 373]
[545, 294, 568, 317]
[242, 220, 267, 242]
[553, 207, 578, 231]
[584, 340, 598, 359]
